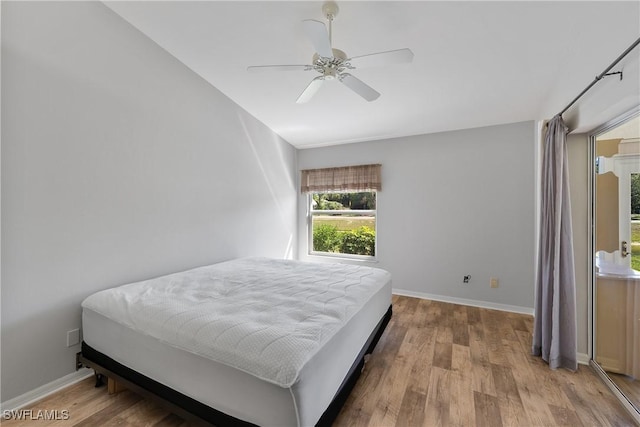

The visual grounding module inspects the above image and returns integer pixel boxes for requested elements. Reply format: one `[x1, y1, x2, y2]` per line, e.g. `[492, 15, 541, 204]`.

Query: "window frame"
[307, 192, 378, 261]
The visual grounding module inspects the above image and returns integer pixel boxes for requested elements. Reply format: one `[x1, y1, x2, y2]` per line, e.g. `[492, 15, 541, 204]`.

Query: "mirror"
[592, 112, 640, 413]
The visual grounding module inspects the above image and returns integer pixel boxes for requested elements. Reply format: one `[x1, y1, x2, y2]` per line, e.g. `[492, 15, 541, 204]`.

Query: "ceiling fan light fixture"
[323, 69, 337, 80]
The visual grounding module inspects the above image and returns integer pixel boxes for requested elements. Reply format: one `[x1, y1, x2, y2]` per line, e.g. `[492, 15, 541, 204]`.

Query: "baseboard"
[577, 352, 590, 365]
[0, 369, 93, 412]
[393, 288, 534, 315]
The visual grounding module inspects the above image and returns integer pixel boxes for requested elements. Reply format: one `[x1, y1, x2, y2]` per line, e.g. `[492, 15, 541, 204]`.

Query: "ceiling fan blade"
[302, 19, 333, 58]
[348, 48, 414, 69]
[247, 65, 311, 73]
[340, 74, 380, 102]
[296, 76, 325, 104]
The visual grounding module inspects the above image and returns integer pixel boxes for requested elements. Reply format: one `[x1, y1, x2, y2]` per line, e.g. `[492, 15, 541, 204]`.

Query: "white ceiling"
[105, 1, 640, 148]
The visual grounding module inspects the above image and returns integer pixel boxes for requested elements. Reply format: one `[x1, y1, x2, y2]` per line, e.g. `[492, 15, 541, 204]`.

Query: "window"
[301, 164, 381, 259]
[310, 192, 376, 257]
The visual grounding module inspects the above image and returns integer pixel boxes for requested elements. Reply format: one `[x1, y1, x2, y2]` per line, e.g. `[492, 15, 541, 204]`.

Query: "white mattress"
[82, 257, 392, 426]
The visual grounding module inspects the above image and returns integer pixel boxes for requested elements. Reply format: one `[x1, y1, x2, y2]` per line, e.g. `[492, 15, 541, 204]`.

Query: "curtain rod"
[558, 36, 640, 117]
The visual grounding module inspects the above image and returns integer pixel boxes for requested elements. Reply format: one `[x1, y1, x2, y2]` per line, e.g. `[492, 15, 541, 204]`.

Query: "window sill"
[307, 252, 379, 264]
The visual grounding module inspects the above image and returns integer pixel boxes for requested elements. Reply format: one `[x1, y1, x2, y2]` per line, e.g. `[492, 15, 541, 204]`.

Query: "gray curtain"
[532, 114, 578, 371]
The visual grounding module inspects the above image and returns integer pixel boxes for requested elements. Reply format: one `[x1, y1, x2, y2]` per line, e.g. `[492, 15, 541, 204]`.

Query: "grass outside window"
[632, 222, 640, 272]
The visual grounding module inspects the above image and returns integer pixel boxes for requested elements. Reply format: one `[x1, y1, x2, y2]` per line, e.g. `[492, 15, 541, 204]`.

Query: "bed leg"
[107, 377, 127, 395]
[362, 354, 371, 372]
[94, 372, 105, 388]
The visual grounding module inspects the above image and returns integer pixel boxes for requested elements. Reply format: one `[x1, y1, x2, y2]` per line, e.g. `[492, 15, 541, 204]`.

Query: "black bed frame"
[78, 305, 392, 426]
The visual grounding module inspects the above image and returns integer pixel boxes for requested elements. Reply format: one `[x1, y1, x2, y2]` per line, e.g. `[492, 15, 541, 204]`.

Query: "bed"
[79, 257, 392, 426]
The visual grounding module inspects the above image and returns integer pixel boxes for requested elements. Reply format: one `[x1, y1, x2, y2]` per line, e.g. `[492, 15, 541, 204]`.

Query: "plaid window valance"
[300, 164, 381, 193]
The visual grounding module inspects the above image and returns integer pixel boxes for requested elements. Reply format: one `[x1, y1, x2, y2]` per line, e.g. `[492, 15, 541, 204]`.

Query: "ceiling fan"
[247, 1, 414, 103]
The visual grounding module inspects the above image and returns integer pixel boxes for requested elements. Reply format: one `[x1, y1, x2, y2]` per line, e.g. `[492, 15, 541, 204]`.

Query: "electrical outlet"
[463, 275, 471, 283]
[490, 277, 499, 288]
[66, 328, 80, 347]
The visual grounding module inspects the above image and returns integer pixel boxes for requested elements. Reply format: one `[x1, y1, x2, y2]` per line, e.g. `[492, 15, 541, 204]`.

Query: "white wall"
[1, 2, 296, 402]
[298, 121, 537, 312]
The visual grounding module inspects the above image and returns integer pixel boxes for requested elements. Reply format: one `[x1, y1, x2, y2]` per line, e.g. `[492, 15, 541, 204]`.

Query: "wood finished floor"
[2, 295, 636, 427]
